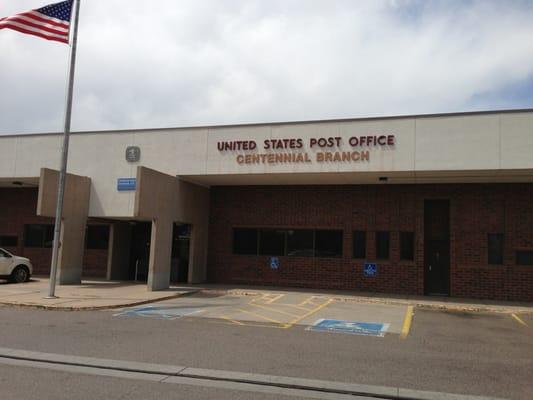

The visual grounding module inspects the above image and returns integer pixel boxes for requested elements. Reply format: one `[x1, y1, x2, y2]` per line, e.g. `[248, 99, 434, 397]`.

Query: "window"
[233, 228, 344, 258]
[24, 224, 54, 248]
[86, 225, 110, 250]
[376, 231, 390, 259]
[488, 234, 504, 265]
[258, 229, 285, 256]
[233, 228, 258, 255]
[352, 231, 366, 259]
[516, 251, 533, 266]
[400, 232, 414, 261]
[0, 236, 18, 247]
[315, 230, 343, 258]
[286, 230, 314, 257]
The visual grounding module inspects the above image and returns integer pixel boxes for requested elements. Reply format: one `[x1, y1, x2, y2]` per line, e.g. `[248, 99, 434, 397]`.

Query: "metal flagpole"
[46, 0, 81, 298]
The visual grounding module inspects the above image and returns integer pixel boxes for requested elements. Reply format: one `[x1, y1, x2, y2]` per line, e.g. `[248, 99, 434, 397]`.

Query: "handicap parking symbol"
[113, 306, 202, 320]
[270, 257, 280, 270]
[307, 319, 389, 337]
[363, 262, 377, 277]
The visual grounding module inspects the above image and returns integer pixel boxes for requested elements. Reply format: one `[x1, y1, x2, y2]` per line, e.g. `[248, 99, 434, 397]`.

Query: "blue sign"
[117, 178, 136, 191]
[363, 262, 377, 277]
[270, 257, 280, 270]
[308, 319, 389, 337]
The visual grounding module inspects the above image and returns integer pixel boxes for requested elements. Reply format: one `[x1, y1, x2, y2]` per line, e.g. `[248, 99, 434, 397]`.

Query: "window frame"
[399, 231, 415, 261]
[85, 225, 110, 250]
[352, 231, 366, 259]
[375, 231, 390, 260]
[232, 228, 259, 255]
[23, 224, 54, 248]
[0, 235, 18, 247]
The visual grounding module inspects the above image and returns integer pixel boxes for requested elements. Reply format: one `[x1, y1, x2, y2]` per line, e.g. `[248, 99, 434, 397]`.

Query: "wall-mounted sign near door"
[117, 178, 136, 191]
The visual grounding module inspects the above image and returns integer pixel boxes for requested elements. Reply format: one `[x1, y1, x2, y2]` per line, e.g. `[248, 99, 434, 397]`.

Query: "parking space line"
[283, 298, 334, 329]
[400, 305, 414, 339]
[511, 313, 528, 327]
[264, 294, 285, 304]
[249, 303, 301, 318]
[281, 303, 315, 311]
[298, 296, 316, 307]
[221, 316, 244, 325]
[237, 309, 284, 325]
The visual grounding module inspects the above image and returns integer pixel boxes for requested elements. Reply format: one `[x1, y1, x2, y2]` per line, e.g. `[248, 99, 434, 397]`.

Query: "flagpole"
[46, 0, 81, 298]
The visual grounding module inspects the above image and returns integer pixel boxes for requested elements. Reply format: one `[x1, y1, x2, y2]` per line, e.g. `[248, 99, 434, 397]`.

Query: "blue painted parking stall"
[307, 319, 390, 337]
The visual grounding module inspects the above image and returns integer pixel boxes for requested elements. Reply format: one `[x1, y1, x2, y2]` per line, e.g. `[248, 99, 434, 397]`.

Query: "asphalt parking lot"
[113, 291, 416, 337]
[1, 291, 532, 399]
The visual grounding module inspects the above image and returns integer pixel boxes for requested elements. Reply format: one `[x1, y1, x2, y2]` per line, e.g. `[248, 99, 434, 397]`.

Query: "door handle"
[429, 265, 432, 272]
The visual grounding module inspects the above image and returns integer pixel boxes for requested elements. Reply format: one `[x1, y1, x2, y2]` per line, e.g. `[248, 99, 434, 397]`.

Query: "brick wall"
[207, 183, 533, 302]
[0, 188, 108, 278]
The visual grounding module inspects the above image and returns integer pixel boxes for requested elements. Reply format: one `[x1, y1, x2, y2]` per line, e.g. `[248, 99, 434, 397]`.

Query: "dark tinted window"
[286, 230, 314, 257]
[488, 234, 504, 265]
[233, 228, 258, 255]
[0, 236, 18, 247]
[315, 230, 343, 258]
[400, 232, 414, 260]
[352, 231, 366, 259]
[376, 231, 390, 259]
[259, 229, 285, 256]
[516, 251, 533, 266]
[86, 225, 110, 250]
[24, 225, 54, 248]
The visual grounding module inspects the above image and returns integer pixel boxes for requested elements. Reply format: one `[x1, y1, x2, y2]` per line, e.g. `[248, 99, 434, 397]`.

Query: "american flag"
[0, 0, 74, 44]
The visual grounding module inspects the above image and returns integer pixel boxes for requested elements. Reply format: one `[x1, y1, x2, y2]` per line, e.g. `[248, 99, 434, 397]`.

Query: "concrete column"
[147, 218, 173, 291]
[37, 168, 91, 285]
[134, 166, 210, 291]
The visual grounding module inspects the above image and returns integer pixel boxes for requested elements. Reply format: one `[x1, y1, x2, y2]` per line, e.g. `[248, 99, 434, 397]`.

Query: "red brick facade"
[0, 188, 108, 278]
[207, 184, 533, 302]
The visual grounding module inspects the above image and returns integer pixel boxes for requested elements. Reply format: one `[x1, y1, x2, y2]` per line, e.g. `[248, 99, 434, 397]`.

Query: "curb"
[0, 348, 506, 400]
[0, 289, 200, 311]
[218, 289, 533, 315]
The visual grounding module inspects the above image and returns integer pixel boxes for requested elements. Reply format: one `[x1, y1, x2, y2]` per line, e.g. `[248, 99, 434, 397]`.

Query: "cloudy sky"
[1, 0, 533, 135]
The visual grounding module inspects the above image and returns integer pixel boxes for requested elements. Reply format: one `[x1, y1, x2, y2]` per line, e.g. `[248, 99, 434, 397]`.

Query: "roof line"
[2, 108, 533, 138]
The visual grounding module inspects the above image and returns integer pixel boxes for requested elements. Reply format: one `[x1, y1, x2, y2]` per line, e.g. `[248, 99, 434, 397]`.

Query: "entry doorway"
[171, 223, 191, 283]
[128, 221, 152, 282]
[424, 200, 450, 296]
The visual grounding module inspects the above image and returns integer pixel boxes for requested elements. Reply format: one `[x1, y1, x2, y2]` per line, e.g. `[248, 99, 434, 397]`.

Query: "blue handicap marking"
[363, 262, 377, 277]
[307, 319, 390, 337]
[270, 257, 280, 270]
[113, 306, 202, 320]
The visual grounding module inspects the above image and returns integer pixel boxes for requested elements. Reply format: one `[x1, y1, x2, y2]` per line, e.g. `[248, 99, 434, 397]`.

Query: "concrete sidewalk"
[0, 277, 198, 310]
[189, 284, 533, 314]
[1, 278, 531, 313]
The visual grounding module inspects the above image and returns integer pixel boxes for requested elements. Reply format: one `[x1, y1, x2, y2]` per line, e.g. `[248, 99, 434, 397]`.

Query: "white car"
[0, 248, 32, 283]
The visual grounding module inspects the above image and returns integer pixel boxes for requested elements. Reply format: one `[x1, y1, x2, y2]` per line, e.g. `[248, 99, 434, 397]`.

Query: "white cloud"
[1, 0, 532, 134]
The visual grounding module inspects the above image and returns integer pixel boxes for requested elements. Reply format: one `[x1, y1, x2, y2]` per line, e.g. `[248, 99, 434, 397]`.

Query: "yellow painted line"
[265, 294, 285, 304]
[297, 296, 316, 307]
[400, 305, 414, 339]
[280, 303, 314, 311]
[511, 313, 528, 327]
[249, 302, 300, 318]
[283, 298, 334, 329]
[220, 316, 244, 325]
[237, 308, 284, 325]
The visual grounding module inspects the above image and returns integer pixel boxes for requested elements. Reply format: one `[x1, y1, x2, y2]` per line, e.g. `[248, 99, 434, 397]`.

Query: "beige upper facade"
[1, 109, 533, 218]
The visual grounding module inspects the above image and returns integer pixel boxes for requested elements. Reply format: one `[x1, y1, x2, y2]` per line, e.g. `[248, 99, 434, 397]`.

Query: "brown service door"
[424, 200, 450, 296]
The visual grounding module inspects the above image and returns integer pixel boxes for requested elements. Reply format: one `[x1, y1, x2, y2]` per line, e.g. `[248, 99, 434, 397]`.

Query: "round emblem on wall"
[125, 146, 141, 162]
